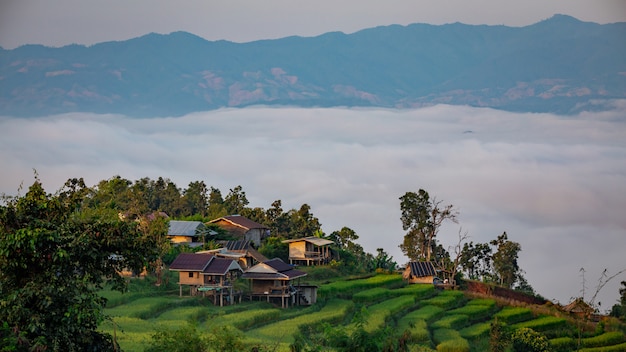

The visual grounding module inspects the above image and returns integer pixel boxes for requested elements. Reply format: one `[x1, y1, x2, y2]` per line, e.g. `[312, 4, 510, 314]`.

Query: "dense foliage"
[0, 177, 160, 351]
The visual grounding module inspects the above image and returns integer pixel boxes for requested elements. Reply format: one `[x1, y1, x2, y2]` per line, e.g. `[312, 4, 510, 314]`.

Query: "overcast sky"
[1, 105, 626, 309]
[1, 0, 626, 48]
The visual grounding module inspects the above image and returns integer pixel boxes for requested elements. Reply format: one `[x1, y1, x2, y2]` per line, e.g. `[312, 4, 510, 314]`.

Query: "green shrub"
[549, 337, 576, 352]
[431, 315, 469, 330]
[511, 315, 567, 332]
[493, 306, 533, 324]
[582, 331, 625, 348]
[510, 327, 550, 352]
[459, 322, 491, 340]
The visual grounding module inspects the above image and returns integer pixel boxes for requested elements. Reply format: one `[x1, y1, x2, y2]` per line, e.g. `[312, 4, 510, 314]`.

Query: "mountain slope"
[1, 14, 624, 117]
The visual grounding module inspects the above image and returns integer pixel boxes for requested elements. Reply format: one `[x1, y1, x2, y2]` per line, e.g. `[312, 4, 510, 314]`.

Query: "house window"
[188, 272, 194, 278]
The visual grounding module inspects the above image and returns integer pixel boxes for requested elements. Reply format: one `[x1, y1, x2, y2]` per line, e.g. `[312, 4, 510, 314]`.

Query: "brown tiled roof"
[241, 258, 307, 281]
[169, 253, 213, 271]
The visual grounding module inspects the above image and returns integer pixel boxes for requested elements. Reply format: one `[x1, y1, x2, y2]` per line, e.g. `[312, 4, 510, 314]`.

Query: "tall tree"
[223, 185, 249, 215]
[289, 204, 321, 239]
[207, 187, 227, 220]
[491, 232, 522, 288]
[0, 178, 158, 351]
[399, 189, 458, 261]
[182, 181, 208, 217]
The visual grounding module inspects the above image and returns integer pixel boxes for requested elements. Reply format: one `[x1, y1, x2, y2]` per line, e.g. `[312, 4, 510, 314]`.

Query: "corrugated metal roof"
[408, 261, 436, 278]
[168, 220, 206, 238]
[203, 257, 241, 275]
[241, 258, 307, 280]
[282, 236, 334, 246]
[169, 253, 213, 271]
[209, 215, 268, 230]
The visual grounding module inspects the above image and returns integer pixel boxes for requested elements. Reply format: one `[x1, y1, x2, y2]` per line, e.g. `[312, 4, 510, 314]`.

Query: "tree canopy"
[0, 177, 160, 351]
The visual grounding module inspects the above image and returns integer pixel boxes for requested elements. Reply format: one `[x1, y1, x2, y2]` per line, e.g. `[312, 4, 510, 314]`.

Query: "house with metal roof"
[169, 252, 243, 306]
[200, 240, 268, 269]
[241, 258, 311, 308]
[403, 261, 437, 284]
[167, 220, 215, 246]
[282, 236, 334, 266]
[207, 215, 269, 247]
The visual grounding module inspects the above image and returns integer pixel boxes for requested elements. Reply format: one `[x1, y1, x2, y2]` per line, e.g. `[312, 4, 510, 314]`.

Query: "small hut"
[403, 261, 437, 284]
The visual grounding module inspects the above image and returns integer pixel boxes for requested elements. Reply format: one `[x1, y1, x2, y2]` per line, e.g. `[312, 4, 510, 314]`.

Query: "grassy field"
[98, 269, 626, 352]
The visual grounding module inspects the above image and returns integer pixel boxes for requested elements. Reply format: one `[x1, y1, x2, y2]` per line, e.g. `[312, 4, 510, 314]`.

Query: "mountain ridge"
[1, 14, 624, 117]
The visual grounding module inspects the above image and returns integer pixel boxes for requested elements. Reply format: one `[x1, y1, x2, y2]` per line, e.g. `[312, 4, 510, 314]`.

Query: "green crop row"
[459, 322, 491, 340]
[402, 305, 445, 324]
[105, 296, 198, 320]
[317, 274, 403, 298]
[581, 331, 625, 348]
[351, 295, 417, 333]
[549, 337, 576, 352]
[446, 304, 493, 323]
[397, 318, 430, 344]
[493, 306, 533, 324]
[465, 298, 497, 309]
[422, 295, 462, 310]
[245, 299, 354, 344]
[391, 284, 436, 299]
[510, 315, 567, 332]
[431, 314, 469, 330]
[432, 329, 470, 352]
[352, 287, 391, 302]
[578, 342, 626, 352]
[209, 308, 282, 330]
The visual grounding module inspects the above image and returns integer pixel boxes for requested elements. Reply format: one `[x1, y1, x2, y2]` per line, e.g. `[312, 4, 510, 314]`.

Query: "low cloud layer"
[2, 105, 625, 309]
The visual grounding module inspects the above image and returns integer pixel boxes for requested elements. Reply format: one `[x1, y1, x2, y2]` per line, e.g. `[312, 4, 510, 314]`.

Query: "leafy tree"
[491, 232, 522, 288]
[610, 281, 626, 320]
[182, 181, 209, 217]
[459, 241, 493, 281]
[399, 189, 458, 261]
[329, 226, 360, 250]
[223, 185, 249, 215]
[373, 248, 396, 272]
[289, 204, 321, 239]
[258, 236, 289, 262]
[0, 177, 158, 351]
[207, 186, 227, 220]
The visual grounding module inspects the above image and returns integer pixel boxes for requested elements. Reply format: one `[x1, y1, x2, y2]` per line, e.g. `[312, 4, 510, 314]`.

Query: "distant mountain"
[1, 14, 624, 117]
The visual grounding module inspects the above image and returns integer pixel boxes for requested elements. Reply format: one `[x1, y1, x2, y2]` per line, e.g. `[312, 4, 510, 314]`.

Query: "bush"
[510, 328, 550, 352]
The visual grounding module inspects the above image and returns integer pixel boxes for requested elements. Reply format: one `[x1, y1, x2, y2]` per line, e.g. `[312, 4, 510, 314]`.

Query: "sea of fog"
[1, 104, 625, 311]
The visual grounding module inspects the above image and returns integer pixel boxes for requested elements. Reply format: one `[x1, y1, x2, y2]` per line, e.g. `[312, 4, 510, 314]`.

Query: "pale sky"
[0, 0, 625, 48]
